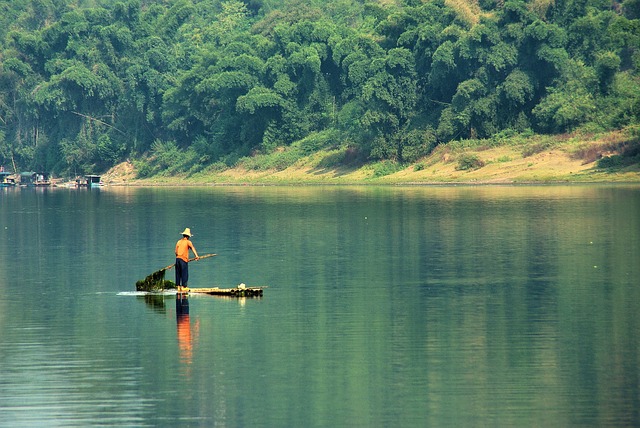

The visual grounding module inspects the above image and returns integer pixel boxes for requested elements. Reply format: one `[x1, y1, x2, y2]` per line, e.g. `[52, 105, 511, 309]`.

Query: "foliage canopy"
[0, 0, 638, 175]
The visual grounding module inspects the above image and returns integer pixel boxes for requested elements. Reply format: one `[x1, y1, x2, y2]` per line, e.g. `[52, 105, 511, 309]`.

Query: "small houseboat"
[20, 172, 51, 186]
[0, 172, 16, 187]
[76, 175, 103, 188]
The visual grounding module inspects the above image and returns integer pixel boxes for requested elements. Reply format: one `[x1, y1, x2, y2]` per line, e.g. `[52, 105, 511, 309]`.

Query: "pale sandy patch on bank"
[102, 161, 136, 184]
[216, 164, 371, 183]
[385, 147, 596, 183]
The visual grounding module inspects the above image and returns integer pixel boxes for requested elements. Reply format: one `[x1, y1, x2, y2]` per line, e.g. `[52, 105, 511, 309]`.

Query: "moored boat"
[76, 174, 103, 188]
[0, 172, 16, 187]
[19, 171, 51, 186]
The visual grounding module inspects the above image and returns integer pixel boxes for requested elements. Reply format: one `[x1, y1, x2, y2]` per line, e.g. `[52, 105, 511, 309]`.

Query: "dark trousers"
[175, 258, 189, 286]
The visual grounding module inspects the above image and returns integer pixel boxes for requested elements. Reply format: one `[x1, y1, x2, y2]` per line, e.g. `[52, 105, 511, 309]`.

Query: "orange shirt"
[175, 237, 197, 262]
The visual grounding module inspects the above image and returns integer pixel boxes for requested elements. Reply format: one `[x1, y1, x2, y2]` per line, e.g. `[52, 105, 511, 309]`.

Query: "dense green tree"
[533, 59, 598, 132]
[363, 48, 418, 160]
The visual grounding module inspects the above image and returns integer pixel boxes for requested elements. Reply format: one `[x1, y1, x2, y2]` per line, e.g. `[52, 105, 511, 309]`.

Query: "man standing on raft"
[175, 228, 199, 292]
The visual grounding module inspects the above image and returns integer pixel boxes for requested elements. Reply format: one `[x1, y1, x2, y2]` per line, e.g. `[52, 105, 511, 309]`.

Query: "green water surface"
[0, 184, 638, 427]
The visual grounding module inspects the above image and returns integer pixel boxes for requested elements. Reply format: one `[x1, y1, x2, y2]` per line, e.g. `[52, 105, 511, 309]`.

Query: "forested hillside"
[0, 0, 638, 177]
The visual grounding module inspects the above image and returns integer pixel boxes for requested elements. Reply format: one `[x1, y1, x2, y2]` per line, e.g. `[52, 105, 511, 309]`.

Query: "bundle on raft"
[135, 270, 176, 292]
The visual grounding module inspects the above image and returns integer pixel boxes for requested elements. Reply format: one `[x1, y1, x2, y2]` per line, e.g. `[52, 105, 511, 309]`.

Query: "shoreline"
[101, 172, 640, 187]
[101, 174, 640, 186]
[101, 156, 640, 187]
[96, 131, 640, 187]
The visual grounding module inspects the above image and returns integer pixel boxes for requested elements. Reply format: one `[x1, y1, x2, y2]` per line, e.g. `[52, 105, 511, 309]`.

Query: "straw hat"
[180, 228, 193, 237]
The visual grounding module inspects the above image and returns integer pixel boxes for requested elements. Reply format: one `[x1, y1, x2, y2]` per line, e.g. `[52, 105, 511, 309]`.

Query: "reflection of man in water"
[176, 294, 199, 365]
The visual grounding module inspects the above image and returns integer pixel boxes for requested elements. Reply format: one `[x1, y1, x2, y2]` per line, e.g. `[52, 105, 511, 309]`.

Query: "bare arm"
[191, 242, 199, 259]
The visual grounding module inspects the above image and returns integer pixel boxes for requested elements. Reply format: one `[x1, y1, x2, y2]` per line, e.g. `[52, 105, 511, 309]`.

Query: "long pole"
[159, 253, 217, 272]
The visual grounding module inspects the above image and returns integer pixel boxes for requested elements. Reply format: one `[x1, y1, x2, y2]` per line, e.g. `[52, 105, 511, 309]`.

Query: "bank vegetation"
[101, 127, 640, 184]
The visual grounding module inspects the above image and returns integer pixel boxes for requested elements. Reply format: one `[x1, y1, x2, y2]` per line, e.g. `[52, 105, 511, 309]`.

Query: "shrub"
[239, 146, 303, 171]
[401, 128, 438, 163]
[135, 140, 199, 178]
[522, 137, 556, 157]
[490, 128, 534, 146]
[372, 160, 402, 177]
[299, 130, 339, 155]
[597, 140, 640, 168]
[597, 155, 625, 168]
[456, 154, 485, 170]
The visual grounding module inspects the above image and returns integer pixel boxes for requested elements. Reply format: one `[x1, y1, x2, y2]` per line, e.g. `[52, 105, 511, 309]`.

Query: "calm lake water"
[0, 184, 638, 427]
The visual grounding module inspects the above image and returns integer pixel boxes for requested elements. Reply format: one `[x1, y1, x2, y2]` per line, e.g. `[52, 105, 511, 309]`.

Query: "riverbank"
[103, 130, 640, 185]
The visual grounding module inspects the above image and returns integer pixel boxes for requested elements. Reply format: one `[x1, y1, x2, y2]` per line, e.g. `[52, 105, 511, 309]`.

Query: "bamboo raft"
[135, 254, 265, 297]
[187, 286, 265, 297]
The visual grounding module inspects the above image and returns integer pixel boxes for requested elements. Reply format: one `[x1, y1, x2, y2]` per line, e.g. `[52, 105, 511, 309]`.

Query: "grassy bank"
[103, 129, 640, 186]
